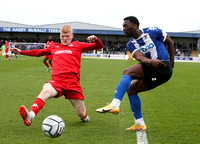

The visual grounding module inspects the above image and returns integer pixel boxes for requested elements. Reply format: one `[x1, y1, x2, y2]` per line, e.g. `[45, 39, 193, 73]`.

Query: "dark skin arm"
[164, 35, 175, 68]
[133, 35, 175, 68]
[133, 50, 167, 67]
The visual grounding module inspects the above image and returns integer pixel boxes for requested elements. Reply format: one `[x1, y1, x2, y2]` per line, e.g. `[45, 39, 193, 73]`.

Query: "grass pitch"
[0, 56, 200, 144]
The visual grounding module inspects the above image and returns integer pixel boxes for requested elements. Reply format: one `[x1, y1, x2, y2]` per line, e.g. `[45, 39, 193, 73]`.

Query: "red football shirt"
[46, 41, 54, 48]
[45, 41, 54, 59]
[21, 39, 103, 79]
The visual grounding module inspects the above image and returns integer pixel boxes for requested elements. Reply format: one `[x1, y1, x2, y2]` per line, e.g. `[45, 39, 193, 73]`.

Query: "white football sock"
[110, 98, 121, 107]
[30, 111, 36, 120]
[135, 118, 145, 126]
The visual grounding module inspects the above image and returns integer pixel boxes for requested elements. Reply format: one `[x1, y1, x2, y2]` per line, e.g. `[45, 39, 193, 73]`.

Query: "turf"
[0, 56, 200, 144]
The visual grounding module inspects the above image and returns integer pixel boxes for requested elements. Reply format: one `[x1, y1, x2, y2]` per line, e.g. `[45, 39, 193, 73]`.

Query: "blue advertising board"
[0, 27, 124, 35]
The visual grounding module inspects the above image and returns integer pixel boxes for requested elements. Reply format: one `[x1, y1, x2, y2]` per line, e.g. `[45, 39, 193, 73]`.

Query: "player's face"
[60, 32, 74, 45]
[48, 36, 53, 41]
[123, 20, 136, 37]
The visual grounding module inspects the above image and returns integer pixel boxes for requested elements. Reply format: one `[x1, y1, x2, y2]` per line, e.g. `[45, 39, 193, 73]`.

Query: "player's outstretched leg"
[96, 103, 119, 114]
[126, 124, 147, 131]
[69, 99, 90, 122]
[79, 109, 90, 122]
[19, 105, 32, 126]
[96, 75, 132, 114]
[80, 115, 90, 122]
[126, 94, 147, 131]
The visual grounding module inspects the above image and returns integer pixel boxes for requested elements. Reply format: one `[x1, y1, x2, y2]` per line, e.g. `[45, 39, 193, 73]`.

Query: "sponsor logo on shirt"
[55, 50, 72, 54]
[152, 77, 157, 81]
[139, 43, 155, 53]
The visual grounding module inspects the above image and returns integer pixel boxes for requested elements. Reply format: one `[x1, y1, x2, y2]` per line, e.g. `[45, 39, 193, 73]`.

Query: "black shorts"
[142, 61, 173, 90]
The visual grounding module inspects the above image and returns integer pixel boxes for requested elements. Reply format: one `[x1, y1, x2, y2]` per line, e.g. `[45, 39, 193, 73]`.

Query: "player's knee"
[122, 69, 128, 75]
[127, 89, 134, 96]
[38, 83, 54, 100]
[123, 68, 132, 76]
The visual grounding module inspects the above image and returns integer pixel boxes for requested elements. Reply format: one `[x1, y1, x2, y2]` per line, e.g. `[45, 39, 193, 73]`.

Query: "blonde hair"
[60, 25, 73, 33]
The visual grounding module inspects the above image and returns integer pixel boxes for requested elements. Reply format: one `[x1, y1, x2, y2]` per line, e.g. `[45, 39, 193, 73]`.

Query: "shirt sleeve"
[127, 39, 138, 56]
[127, 40, 134, 51]
[21, 48, 51, 57]
[155, 27, 167, 42]
[79, 38, 104, 52]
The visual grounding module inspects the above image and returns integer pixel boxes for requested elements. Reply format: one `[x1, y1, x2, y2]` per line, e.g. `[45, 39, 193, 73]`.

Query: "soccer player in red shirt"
[12, 25, 104, 126]
[43, 36, 54, 72]
[5, 40, 9, 61]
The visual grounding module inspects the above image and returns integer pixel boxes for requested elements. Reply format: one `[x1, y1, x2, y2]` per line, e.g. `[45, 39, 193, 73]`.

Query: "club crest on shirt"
[69, 44, 73, 47]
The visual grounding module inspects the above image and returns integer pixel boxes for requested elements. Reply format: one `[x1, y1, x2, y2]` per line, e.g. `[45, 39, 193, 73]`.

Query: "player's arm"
[164, 35, 175, 68]
[11, 48, 51, 57]
[133, 50, 167, 67]
[81, 35, 104, 51]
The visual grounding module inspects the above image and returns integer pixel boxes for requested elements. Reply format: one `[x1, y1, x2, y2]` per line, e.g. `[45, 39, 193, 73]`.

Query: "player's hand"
[150, 59, 167, 67]
[11, 48, 21, 54]
[87, 35, 97, 43]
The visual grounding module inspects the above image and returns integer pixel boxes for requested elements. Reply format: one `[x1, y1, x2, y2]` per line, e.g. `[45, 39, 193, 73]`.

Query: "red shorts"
[44, 55, 52, 61]
[47, 73, 84, 100]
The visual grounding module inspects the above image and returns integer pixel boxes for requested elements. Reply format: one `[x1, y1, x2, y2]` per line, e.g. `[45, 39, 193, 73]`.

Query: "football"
[42, 115, 65, 138]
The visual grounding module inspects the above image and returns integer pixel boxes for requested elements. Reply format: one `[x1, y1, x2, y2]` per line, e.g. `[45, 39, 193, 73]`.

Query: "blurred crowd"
[173, 41, 197, 57]
[0, 37, 198, 56]
[0, 37, 128, 54]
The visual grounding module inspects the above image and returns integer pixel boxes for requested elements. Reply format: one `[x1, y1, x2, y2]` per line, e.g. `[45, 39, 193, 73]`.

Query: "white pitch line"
[136, 130, 148, 144]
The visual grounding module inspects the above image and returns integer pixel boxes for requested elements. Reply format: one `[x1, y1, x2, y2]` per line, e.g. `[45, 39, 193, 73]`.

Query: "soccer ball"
[42, 115, 65, 138]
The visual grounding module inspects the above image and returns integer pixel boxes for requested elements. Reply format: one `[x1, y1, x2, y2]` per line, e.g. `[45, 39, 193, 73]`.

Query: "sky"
[0, 0, 199, 32]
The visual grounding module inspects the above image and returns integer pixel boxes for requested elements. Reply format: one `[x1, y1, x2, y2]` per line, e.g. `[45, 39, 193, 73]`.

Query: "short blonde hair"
[60, 25, 73, 33]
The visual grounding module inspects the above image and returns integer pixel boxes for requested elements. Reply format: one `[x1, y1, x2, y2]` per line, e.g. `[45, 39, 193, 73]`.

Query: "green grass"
[0, 56, 200, 144]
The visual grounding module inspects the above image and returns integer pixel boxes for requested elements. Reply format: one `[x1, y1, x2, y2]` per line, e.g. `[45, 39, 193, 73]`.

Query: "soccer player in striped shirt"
[96, 16, 174, 131]
[12, 25, 104, 126]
